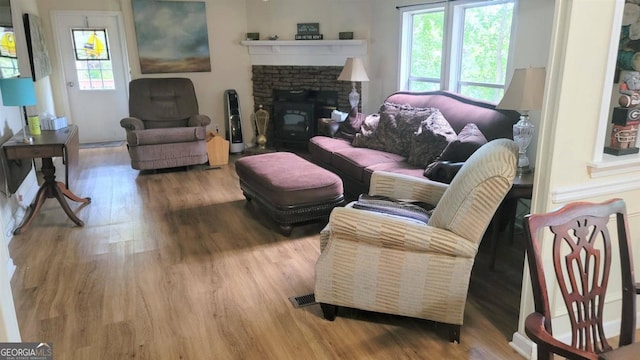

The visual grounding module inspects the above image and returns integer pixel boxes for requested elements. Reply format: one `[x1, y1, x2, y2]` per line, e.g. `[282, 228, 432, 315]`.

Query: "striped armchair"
[314, 138, 518, 343]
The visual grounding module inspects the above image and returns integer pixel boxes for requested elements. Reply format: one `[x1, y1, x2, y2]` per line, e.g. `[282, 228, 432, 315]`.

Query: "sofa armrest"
[126, 127, 207, 146]
[120, 117, 145, 131]
[368, 171, 449, 206]
[325, 206, 477, 258]
[188, 114, 212, 127]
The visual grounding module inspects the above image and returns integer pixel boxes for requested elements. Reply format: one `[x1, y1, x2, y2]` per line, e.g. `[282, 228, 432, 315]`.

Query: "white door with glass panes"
[52, 11, 129, 143]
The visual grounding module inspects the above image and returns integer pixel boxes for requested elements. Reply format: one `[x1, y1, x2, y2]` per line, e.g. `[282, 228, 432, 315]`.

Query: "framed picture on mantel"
[297, 23, 319, 35]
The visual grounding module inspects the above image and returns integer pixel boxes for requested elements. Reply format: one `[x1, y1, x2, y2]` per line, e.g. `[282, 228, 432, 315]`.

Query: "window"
[0, 26, 19, 78]
[399, 0, 515, 103]
[70, 28, 114, 90]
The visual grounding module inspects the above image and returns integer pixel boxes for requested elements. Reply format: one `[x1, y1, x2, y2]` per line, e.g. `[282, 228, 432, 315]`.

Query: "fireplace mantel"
[240, 39, 367, 66]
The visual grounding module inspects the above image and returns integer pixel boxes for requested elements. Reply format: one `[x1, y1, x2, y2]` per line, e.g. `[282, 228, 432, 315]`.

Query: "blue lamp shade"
[0, 78, 37, 107]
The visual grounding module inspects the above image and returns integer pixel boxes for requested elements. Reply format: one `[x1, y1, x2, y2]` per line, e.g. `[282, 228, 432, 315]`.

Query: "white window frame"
[398, 0, 516, 100]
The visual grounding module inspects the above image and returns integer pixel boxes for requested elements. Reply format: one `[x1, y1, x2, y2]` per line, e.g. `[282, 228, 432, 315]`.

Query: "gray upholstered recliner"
[120, 78, 211, 170]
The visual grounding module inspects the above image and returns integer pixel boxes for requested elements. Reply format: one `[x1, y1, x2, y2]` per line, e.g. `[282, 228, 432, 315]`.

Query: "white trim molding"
[240, 40, 367, 66]
[587, 154, 640, 178]
[551, 176, 640, 203]
[510, 331, 534, 359]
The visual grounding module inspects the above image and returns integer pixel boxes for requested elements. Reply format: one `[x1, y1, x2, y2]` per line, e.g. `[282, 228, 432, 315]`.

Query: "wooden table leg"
[13, 183, 50, 235]
[13, 158, 90, 234]
[51, 182, 86, 227]
[56, 182, 91, 204]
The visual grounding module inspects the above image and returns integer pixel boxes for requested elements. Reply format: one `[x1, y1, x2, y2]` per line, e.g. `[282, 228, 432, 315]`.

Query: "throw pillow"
[406, 110, 457, 167]
[423, 161, 465, 184]
[437, 123, 488, 162]
[353, 102, 439, 156]
[334, 108, 366, 140]
[351, 113, 382, 148]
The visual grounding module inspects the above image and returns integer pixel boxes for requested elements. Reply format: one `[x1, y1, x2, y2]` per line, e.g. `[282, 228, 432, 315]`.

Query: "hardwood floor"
[9, 144, 527, 359]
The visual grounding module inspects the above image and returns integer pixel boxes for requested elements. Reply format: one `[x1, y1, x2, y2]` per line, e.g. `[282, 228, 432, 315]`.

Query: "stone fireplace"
[250, 66, 354, 147]
[241, 40, 367, 147]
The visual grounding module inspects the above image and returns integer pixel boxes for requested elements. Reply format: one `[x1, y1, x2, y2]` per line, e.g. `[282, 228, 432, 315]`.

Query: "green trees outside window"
[401, 0, 514, 103]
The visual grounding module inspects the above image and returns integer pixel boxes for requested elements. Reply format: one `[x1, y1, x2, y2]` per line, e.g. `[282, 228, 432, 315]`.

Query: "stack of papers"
[331, 110, 348, 122]
[41, 116, 68, 131]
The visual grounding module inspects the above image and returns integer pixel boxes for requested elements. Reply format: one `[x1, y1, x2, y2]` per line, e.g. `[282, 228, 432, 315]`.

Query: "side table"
[2, 125, 91, 234]
[489, 170, 534, 269]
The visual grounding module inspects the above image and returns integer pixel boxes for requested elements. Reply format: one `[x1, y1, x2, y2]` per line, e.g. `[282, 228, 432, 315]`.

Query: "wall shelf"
[240, 39, 367, 66]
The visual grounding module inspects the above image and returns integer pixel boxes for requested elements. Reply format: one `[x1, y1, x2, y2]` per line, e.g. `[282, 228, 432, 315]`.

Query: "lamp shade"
[337, 57, 369, 82]
[0, 77, 37, 107]
[496, 67, 545, 111]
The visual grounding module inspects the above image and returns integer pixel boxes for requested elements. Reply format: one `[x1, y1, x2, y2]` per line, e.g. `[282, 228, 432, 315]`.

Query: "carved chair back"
[523, 199, 637, 359]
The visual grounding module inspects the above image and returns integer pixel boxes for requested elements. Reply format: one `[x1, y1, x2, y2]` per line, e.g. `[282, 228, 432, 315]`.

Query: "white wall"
[0, 0, 35, 344]
[37, 0, 372, 146]
[516, 0, 640, 357]
[37, 0, 256, 144]
[245, 0, 372, 116]
[0, 0, 41, 248]
[2, 0, 638, 355]
[245, 0, 370, 42]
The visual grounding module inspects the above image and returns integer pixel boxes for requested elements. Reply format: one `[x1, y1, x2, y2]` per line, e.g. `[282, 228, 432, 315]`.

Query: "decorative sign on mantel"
[297, 23, 319, 35]
[296, 22, 323, 40]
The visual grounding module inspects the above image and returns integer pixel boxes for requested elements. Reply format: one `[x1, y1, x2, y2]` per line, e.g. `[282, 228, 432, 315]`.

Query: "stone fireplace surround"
[251, 65, 357, 115]
[242, 40, 368, 145]
[251, 66, 356, 147]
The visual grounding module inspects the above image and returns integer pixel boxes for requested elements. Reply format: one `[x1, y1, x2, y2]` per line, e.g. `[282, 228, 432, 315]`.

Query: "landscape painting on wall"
[131, 0, 211, 74]
[23, 13, 52, 81]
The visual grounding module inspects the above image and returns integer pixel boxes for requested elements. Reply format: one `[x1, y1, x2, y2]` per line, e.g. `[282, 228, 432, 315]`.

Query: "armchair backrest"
[428, 138, 517, 243]
[129, 78, 200, 129]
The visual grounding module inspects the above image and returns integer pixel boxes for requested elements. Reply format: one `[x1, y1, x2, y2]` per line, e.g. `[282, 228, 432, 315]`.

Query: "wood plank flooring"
[9, 144, 527, 359]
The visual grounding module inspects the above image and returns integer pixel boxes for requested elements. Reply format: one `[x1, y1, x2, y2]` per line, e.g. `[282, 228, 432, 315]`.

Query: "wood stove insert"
[272, 89, 338, 148]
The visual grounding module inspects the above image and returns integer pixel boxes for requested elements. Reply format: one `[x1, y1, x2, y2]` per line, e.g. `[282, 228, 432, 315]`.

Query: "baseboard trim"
[510, 331, 534, 359]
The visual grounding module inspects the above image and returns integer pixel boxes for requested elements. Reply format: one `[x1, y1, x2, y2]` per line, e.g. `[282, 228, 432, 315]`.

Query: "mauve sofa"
[308, 90, 521, 197]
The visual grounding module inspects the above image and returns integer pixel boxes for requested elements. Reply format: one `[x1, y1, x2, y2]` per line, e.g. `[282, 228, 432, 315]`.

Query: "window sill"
[587, 152, 640, 178]
[550, 153, 640, 203]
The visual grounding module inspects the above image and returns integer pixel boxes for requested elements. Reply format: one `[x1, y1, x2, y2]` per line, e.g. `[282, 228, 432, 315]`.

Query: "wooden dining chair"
[523, 198, 640, 360]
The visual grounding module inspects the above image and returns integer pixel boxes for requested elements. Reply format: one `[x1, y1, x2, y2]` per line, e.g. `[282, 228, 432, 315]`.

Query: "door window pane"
[71, 28, 114, 90]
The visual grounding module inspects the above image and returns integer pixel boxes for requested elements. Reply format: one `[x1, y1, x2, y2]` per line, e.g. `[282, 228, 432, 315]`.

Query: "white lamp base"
[348, 82, 360, 110]
[513, 113, 534, 176]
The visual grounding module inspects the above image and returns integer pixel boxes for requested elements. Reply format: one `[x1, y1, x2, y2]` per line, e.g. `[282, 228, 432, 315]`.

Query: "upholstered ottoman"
[235, 152, 344, 235]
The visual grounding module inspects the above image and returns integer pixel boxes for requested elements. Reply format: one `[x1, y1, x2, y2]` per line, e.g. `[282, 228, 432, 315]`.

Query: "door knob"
[67, 81, 75, 87]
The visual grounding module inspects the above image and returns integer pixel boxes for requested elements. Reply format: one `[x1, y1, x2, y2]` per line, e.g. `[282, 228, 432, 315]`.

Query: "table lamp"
[337, 57, 369, 111]
[0, 77, 37, 144]
[496, 67, 546, 174]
